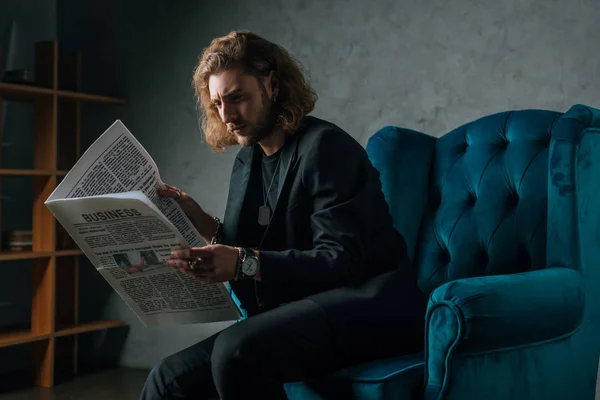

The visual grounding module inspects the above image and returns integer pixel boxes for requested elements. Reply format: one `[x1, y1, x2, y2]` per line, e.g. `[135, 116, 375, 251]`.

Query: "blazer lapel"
[272, 119, 310, 216]
[221, 147, 255, 245]
[273, 132, 299, 215]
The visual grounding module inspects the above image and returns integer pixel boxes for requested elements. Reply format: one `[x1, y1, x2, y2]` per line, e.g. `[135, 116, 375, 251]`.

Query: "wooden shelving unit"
[0, 40, 127, 388]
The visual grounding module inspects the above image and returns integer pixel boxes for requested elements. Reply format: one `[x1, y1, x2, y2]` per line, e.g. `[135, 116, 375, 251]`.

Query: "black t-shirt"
[231, 145, 283, 314]
[237, 146, 282, 248]
[261, 148, 282, 215]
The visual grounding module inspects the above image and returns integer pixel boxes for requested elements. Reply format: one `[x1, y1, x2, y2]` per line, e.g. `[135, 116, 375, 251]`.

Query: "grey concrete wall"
[57, 0, 600, 370]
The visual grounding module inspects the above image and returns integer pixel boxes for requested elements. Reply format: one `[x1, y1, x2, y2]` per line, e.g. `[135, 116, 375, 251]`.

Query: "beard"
[229, 84, 278, 147]
[234, 114, 272, 147]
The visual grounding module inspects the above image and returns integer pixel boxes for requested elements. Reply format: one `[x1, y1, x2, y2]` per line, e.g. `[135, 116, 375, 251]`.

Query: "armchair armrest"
[424, 267, 584, 399]
[426, 267, 584, 356]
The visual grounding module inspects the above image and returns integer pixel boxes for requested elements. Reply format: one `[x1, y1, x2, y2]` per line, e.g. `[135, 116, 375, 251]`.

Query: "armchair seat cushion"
[285, 352, 424, 400]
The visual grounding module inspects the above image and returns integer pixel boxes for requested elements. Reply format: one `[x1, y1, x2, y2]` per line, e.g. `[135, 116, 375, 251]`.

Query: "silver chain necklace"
[258, 155, 282, 226]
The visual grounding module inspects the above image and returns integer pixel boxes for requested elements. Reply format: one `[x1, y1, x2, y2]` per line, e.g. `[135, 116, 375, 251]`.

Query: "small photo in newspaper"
[112, 249, 164, 275]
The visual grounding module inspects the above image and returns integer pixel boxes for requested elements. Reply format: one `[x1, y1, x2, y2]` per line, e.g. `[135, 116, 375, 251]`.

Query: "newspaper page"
[45, 120, 241, 326]
[46, 120, 202, 248]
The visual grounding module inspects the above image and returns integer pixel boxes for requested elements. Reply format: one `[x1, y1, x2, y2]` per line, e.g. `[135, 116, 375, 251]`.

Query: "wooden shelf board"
[0, 249, 82, 261]
[0, 169, 57, 176]
[0, 82, 53, 101]
[0, 82, 125, 104]
[0, 249, 83, 261]
[57, 90, 125, 104]
[54, 320, 126, 337]
[0, 251, 53, 261]
[0, 320, 127, 348]
[55, 249, 83, 257]
[0, 330, 51, 348]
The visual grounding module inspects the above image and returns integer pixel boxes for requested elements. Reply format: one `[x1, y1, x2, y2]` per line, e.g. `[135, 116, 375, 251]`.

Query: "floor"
[0, 368, 149, 400]
[0, 366, 596, 399]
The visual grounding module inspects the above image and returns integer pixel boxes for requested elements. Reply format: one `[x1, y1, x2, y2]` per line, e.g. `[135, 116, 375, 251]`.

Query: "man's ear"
[266, 70, 279, 100]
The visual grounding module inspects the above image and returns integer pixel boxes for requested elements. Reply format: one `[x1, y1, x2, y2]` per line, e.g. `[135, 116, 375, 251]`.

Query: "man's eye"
[233, 96, 243, 102]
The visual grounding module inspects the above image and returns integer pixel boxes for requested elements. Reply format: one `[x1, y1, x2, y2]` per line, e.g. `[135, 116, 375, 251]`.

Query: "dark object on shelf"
[2, 69, 35, 85]
[1, 230, 32, 251]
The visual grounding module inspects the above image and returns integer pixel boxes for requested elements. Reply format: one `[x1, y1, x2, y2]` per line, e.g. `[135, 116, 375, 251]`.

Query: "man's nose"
[222, 104, 238, 124]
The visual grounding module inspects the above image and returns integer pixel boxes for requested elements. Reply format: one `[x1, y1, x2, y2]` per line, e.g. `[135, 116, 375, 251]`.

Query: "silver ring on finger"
[188, 259, 197, 270]
[174, 189, 182, 201]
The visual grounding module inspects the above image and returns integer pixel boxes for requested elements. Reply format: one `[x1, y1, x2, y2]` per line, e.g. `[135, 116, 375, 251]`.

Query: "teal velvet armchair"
[285, 104, 600, 399]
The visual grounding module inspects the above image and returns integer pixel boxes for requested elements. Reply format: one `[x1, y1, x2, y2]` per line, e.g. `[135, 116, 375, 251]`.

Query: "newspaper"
[45, 120, 242, 326]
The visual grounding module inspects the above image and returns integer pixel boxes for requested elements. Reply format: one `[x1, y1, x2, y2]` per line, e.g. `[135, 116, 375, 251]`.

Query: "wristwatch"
[237, 247, 260, 279]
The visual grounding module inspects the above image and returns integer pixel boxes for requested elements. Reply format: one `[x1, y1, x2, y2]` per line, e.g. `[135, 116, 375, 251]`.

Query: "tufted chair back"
[414, 110, 556, 294]
[368, 108, 563, 296]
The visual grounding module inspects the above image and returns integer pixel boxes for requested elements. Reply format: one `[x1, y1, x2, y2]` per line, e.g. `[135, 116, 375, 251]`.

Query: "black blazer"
[222, 116, 423, 319]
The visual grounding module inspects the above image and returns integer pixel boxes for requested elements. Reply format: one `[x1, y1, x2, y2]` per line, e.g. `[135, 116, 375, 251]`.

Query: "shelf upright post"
[31, 40, 58, 388]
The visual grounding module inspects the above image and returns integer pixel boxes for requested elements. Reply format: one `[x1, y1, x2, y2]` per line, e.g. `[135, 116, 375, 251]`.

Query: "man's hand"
[166, 245, 238, 283]
[157, 183, 217, 243]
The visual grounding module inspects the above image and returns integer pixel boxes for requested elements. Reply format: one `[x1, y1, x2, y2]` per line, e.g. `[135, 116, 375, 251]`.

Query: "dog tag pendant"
[258, 205, 271, 226]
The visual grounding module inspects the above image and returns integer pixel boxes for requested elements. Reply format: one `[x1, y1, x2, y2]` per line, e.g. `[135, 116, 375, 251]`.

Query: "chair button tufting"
[516, 246, 532, 270]
[541, 134, 551, 147]
[467, 192, 477, 206]
[478, 251, 489, 267]
[439, 249, 451, 264]
[507, 192, 519, 208]
[430, 189, 442, 210]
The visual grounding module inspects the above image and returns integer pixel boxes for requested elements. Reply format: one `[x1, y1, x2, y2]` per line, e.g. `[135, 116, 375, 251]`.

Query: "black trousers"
[140, 273, 425, 400]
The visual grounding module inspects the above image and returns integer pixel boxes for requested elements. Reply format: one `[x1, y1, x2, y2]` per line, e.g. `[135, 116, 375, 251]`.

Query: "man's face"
[209, 67, 275, 147]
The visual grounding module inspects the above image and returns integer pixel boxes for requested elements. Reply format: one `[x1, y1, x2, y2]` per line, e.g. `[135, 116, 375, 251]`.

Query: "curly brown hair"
[192, 30, 317, 152]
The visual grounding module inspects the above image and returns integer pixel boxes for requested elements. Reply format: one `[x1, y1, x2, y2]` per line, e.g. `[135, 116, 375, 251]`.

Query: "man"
[142, 30, 426, 400]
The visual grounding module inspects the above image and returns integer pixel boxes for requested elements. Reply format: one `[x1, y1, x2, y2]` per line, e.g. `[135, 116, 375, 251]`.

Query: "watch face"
[242, 257, 259, 276]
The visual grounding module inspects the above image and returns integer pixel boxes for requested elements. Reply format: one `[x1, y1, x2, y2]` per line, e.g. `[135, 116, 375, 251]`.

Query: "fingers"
[171, 246, 214, 259]
[167, 246, 221, 284]
[157, 185, 185, 201]
[166, 257, 213, 271]
[170, 248, 192, 259]
[160, 183, 180, 193]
